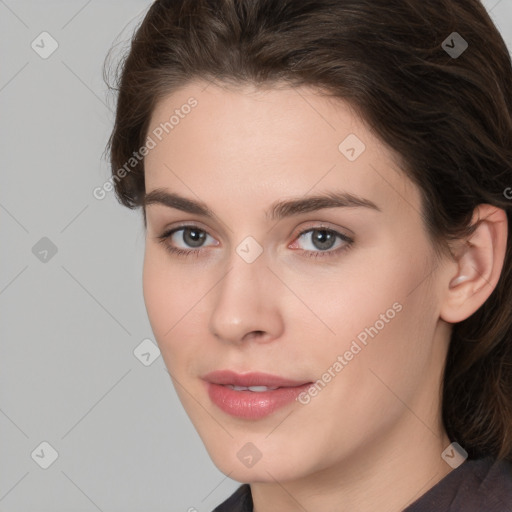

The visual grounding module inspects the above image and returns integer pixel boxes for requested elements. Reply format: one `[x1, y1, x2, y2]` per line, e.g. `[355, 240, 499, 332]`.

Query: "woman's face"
[142, 81, 452, 483]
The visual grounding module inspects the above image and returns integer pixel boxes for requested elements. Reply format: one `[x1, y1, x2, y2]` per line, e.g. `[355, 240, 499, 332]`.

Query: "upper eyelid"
[158, 224, 214, 241]
[159, 223, 352, 245]
[148, 207, 357, 236]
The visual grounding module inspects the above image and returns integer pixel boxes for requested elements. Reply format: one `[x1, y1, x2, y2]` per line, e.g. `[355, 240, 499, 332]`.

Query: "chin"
[214, 457, 301, 484]
[201, 435, 310, 484]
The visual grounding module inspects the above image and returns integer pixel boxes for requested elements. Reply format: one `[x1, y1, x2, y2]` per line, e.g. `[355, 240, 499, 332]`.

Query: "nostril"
[240, 330, 267, 343]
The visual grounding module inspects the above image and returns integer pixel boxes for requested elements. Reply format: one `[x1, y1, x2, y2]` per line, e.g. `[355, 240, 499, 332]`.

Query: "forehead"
[144, 81, 419, 217]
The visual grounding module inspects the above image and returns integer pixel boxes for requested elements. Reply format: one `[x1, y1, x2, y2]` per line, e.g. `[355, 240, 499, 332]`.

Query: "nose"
[208, 248, 284, 345]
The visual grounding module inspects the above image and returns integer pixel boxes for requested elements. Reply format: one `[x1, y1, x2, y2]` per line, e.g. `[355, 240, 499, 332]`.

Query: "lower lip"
[205, 381, 312, 419]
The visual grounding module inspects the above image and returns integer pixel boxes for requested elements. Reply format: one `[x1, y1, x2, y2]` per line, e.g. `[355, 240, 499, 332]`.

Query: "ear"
[440, 204, 508, 324]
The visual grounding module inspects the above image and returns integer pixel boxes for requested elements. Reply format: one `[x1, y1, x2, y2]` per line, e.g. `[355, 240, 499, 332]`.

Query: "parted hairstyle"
[104, 0, 512, 460]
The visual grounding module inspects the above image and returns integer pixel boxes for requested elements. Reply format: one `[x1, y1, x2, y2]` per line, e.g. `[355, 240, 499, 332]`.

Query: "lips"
[202, 370, 313, 419]
[202, 370, 310, 388]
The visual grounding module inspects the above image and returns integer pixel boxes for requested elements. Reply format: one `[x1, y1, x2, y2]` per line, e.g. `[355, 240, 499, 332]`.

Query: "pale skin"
[141, 81, 508, 512]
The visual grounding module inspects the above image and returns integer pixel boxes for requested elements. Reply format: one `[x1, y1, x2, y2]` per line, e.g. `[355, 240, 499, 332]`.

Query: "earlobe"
[440, 204, 508, 324]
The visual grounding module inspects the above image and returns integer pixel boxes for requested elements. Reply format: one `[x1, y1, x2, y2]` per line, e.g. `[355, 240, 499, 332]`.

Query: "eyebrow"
[143, 188, 381, 221]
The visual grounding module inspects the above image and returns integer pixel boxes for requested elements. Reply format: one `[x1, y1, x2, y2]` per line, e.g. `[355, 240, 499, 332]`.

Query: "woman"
[105, 0, 512, 510]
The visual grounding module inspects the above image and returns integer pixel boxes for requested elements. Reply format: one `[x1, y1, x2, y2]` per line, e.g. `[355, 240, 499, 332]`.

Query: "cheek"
[285, 252, 405, 340]
[323, 276, 436, 418]
[142, 247, 190, 343]
[307, 243, 434, 376]
[142, 249, 169, 337]
[142, 247, 210, 369]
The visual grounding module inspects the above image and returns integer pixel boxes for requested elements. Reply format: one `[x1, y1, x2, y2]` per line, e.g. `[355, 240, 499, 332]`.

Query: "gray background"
[0, 1, 511, 511]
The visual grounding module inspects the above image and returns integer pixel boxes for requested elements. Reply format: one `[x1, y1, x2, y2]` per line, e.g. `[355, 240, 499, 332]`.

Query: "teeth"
[227, 385, 279, 391]
[248, 385, 279, 392]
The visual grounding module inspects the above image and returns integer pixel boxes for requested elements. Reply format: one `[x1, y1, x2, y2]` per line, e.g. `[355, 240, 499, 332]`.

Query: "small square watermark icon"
[441, 442, 468, 469]
[133, 338, 161, 366]
[31, 441, 59, 469]
[441, 32, 468, 59]
[338, 133, 366, 161]
[31, 32, 59, 59]
[32, 237, 58, 263]
[237, 442, 262, 468]
[236, 236, 263, 264]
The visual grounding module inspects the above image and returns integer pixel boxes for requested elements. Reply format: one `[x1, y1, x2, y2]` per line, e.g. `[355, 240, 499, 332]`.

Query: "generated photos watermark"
[297, 301, 403, 405]
[93, 97, 198, 200]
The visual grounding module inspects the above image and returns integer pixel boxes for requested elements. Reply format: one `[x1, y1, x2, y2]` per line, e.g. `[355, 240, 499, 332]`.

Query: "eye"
[156, 225, 354, 260]
[157, 226, 218, 257]
[290, 227, 353, 258]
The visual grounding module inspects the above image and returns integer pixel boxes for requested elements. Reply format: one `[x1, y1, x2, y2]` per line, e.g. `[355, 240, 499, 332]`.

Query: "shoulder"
[211, 483, 253, 512]
[405, 456, 512, 512]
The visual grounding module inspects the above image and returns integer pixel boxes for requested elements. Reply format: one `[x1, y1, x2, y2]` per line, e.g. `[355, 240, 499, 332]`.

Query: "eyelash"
[156, 225, 354, 260]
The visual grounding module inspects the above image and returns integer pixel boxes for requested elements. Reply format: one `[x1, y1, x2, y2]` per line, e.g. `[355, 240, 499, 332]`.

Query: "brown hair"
[105, 0, 512, 460]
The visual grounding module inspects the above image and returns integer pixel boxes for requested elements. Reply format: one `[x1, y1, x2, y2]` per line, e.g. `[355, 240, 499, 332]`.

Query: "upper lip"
[202, 370, 311, 388]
